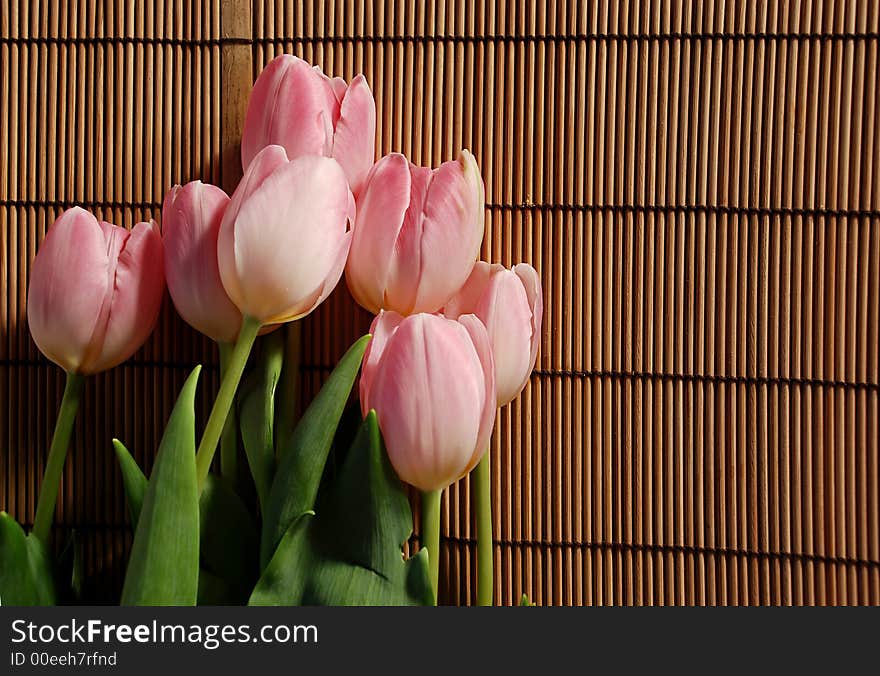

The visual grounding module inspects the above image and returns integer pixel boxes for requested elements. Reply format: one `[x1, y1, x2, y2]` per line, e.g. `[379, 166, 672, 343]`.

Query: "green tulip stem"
[421, 489, 442, 605]
[195, 315, 261, 490]
[32, 372, 85, 543]
[217, 341, 238, 484]
[473, 449, 494, 605]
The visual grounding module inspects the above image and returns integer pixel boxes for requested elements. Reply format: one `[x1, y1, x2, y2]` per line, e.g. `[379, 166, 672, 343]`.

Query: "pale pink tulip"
[360, 311, 496, 491]
[242, 54, 376, 195]
[162, 181, 242, 343]
[27, 207, 165, 374]
[445, 262, 543, 406]
[218, 145, 353, 326]
[345, 150, 485, 316]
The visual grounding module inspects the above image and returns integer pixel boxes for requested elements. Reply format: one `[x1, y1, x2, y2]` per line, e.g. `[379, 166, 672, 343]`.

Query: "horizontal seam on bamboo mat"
[248, 32, 880, 45]
[0, 358, 217, 371]
[0, 36, 222, 47]
[534, 369, 880, 392]
[438, 535, 880, 570]
[0, 199, 162, 211]
[8, 361, 874, 388]
[4, 200, 879, 220]
[485, 203, 880, 219]
[28, 524, 880, 571]
[1, 32, 879, 48]
[300, 364, 879, 392]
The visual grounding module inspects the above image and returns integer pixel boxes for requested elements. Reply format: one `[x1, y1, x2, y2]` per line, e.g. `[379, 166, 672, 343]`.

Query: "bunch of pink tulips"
[4, 55, 541, 607]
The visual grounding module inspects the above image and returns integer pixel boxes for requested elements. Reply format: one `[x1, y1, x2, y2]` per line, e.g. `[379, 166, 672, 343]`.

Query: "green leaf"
[260, 334, 370, 567]
[120, 366, 201, 606]
[197, 568, 232, 606]
[520, 594, 533, 606]
[274, 324, 302, 447]
[112, 439, 147, 526]
[114, 436, 257, 604]
[54, 529, 85, 604]
[247, 512, 313, 605]
[24, 533, 56, 605]
[70, 532, 85, 603]
[0, 511, 56, 605]
[320, 402, 364, 492]
[249, 412, 433, 606]
[239, 332, 284, 513]
[318, 411, 414, 575]
[198, 474, 259, 604]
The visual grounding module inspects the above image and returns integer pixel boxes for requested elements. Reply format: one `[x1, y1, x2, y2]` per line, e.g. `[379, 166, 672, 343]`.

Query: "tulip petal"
[329, 76, 348, 104]
[382, 164, 432, 314]
[219, 145, 290, 312]
[226, 155, 351, 323]
[513, 263, 543, 378]
[477, 270, 534, 405]
[226, 144, 291, 227]
[457, 313, 497, 474]
[411, 151, 484, 313]
[241, 55, 336, 169]
[442, 261, 498, 319]
[345, 154, 411, 313]
[84, 220, 165, 374]
[270, 228, 352, 325]
[331, 74, 376, 195]
[27, 208, 111, 372]
[369, 314, 485, 491]
[346, 187, 357, 226]
[303, 227, 353, 314]
[359, 310, 405, 416]
[162, 182, 241, 343]
[384, 151, 484, 315]
[241, 56, 294, 169]
[77, 221, 129, 370]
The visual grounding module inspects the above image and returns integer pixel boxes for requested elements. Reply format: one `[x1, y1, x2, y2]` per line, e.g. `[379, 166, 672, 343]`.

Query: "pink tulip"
[360, 311, 496, 491]
[162, 181, 242, 343]
[242, 54, 376, 196]
[445, 262, 543, 406]
[345, 150, 485, 316]
[27, 207, 165, 374]
[218, 145, 353, 326]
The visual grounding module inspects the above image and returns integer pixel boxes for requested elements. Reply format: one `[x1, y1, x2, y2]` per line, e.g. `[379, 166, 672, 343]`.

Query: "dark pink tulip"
[345, 150, 485, 316]
[27, 207, 165, 374]
[242, 54, 376, 195]
[360, 311, 496, 491]
[446, 262, 543, 406]
[162, 181, 242, 343]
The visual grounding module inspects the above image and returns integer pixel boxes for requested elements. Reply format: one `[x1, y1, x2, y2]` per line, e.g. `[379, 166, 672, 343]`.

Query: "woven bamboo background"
[2, 1, 879, 605]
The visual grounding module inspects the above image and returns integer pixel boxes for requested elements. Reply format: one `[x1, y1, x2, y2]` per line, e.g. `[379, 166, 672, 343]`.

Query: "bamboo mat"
[2, 1, 879, 605]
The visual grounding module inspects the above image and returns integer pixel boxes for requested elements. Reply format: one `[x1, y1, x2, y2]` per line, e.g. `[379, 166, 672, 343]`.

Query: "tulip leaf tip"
[111, 439, 127, 459]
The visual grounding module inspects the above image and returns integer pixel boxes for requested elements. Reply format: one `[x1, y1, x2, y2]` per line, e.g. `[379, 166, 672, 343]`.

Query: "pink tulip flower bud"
[218, 145, 354, 326]
[242, 54, 376, 196]
[345, 150, 486, 316]
[359, 311, 496, 492]
[445, 262, 543, 406]
[162, 181, 242, 344]
[27, 207, 165, 375]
